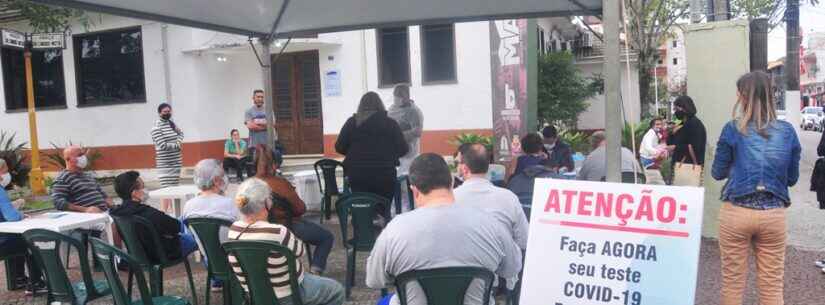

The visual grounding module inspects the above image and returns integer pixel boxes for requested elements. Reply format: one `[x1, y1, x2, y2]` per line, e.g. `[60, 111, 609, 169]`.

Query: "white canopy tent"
[31, 0, 625, 181]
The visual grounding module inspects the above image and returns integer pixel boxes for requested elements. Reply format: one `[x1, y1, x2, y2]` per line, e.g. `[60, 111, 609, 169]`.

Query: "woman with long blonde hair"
[711, 71, 801, 305]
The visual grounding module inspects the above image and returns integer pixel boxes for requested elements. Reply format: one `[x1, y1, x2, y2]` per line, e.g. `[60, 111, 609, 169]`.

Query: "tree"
[537, 52, 601, 128]
[625, 0, 691, 117]
[4, 0, 93, 32]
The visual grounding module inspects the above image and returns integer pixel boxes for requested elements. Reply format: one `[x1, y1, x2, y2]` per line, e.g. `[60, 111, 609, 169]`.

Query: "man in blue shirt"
[0, 159, 45, 294]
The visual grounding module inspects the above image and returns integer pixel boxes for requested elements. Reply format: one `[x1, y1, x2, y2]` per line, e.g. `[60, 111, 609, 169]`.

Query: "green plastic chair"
[22, 229, 110, 305]
[393, 175, 415, 215]
[394, 267, 495, 305]
[336, 192, 389, 299]
[89, 237, 191, 305]
[314, 159, 347, 223]
[185, 218, 243, 305]
[222, 240, 304, 305]
[111, 215, 198, 305]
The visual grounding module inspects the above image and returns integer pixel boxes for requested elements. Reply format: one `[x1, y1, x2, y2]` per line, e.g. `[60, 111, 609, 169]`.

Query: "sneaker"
[816, 260, 825, 268]
[24, 281, 47, 296]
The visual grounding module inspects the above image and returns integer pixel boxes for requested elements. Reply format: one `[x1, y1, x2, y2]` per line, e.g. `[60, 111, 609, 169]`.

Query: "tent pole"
[604, 0, 622, 182]
[261, 38, 277, 148]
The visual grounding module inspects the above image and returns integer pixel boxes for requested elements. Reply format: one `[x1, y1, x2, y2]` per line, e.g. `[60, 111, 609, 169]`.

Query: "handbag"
[673, 157, 703, 187]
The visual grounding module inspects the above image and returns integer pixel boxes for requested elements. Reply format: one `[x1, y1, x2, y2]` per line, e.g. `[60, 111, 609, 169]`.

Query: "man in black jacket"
[110, 171, 197, 263]
[540, 125, 575, 172]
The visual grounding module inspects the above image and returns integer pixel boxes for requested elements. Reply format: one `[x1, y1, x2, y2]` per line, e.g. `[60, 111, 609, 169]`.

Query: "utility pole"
[260, 38, 277, 149]
[786, 0, 802, 128]
[604, 0, 621, 182]
[23, 41, 46, 196]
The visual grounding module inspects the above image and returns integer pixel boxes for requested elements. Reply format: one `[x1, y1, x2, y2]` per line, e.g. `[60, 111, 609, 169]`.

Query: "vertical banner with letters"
[490, 19, 528, 164]
[520, 179, 705, 305]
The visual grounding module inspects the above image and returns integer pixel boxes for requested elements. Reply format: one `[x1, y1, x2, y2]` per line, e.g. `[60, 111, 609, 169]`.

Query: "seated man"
[51, 146, 112, 213]
[0, 159, 46, 295]
[454, 144, 529, 251]
[367, 153, 522, 305]
[229, 178, 345, 305]
[540, 125, 575, 172]
[181, 159, 240, 291]
[110, 171, 197, 263]
[578, 131, 642, 181]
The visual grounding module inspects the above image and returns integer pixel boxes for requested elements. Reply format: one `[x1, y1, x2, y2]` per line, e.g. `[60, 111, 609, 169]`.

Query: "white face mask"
[220, 175, 229, 192]
[544, 143, 555, 151]
[76, 155, 89, 169]
[0, 173, 11, 187]
[141, 190, 151, 203]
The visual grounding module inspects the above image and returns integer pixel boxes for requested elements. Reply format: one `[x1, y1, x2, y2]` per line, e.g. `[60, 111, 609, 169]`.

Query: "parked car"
[801, 106, 824, 131]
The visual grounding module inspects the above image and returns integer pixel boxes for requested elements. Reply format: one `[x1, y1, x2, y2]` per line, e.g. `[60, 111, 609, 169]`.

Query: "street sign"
[0, 29, 26, 49]
[31, 33, 66, 50]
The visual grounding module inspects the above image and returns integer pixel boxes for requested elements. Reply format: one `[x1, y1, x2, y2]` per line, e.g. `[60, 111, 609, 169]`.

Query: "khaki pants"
[718, 202, 786, 305]
[643, 168, 665, 185]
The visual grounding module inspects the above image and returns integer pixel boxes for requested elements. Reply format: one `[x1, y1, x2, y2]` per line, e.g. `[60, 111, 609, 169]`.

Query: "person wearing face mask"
[668, 95, 707, 186]
[181, 159, 239, 291]
[229, 178, 345, 305]
[540, 125, 575, 173]
[254, 144, 335, 275]
[110, 171, 197, 264]
[50, 146, 112, 213]
[639, 117, 668, 185]
[0, 158, 47, 295]
[387, 84, 423, 175]
[151, 103, 184, 213]
[0, 159, 24, 210]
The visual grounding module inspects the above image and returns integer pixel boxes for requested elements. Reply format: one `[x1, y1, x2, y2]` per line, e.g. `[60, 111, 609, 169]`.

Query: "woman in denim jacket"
[711, 71, 801, 305]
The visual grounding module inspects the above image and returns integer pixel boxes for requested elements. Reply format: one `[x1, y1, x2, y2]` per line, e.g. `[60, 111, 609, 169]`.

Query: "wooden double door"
[273, 51, 323, 155]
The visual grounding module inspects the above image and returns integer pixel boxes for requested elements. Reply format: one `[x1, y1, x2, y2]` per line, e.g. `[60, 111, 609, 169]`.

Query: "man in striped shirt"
[228, 178, 344, 305]
[50, 146, 111, 213]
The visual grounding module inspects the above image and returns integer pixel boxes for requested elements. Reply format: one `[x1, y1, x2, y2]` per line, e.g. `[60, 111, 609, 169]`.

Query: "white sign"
[324, 69, 342, 97]
[520, 179, 704, 305]
[1, 29, 26, 49]
[31, 33, 65, 50]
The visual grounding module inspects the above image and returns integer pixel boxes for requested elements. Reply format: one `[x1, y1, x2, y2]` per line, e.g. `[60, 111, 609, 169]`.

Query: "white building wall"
[321, 22, 493, 134]
[576, 61, 641, 130]
[1, 16, 495, 154]
[665, 28, 687, 92]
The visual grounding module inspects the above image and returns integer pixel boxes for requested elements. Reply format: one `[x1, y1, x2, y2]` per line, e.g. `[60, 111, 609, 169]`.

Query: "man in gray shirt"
[245, 89, 270, 148]
[578, 131, 642, 181]
[454, 144, 529, 250]
[366, 153, 522, 305]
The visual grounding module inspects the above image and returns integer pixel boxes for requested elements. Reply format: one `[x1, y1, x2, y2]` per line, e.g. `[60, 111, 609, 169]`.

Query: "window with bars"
[421, 24, 457, 84]
[73, 27, 145, 106]
[377, 27, 410, 87]
[2, 48, 66, 111]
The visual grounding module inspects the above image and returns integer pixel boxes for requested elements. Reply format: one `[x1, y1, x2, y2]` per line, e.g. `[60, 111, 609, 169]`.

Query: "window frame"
[420, 23, 458, 86]
[72, 26, 147, 108]
[376, 27, 411, 88]
[1, 47, 68, 113]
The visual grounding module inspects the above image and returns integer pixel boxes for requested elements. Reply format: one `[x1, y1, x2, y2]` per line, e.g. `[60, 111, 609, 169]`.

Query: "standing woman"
[669, 95, 707, 186]
[387, 84, 423, 175]
[151, 103, 184, 211]
[335, 92, 408, 219]
[711, 71, 800, 305]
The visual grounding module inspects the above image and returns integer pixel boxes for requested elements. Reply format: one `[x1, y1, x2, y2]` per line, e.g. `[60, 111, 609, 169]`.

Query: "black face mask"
[160, 113, 172, 120]
[674, 110, 687, 120]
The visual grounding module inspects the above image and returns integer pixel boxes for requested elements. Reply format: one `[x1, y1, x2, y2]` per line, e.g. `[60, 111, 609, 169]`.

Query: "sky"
[768, 2, 825, 61]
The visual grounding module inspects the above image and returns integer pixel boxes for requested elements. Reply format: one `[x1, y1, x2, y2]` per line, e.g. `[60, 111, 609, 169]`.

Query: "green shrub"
[0, 131, 31, 188]
[44, 141, 103, 170]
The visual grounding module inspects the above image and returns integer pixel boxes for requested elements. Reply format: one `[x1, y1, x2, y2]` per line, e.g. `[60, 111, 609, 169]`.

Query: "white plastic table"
[148, 185, 200, 218]
[0, 212, 114, 244]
